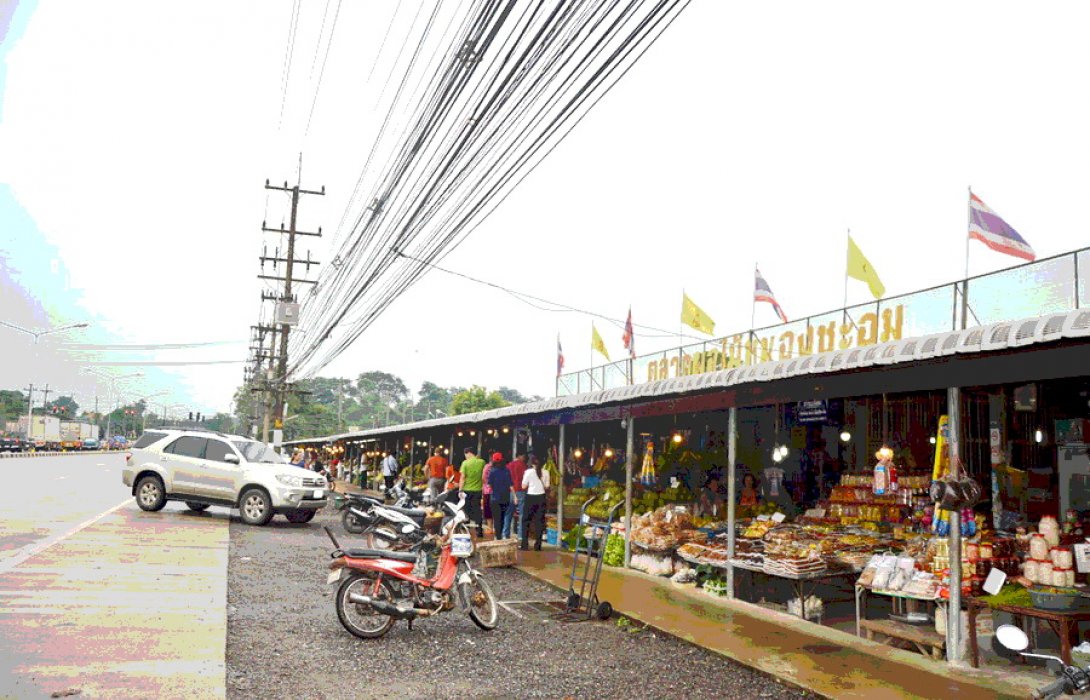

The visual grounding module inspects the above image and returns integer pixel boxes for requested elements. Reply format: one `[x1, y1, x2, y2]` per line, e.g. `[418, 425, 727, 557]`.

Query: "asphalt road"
[0, 453, 229, 698]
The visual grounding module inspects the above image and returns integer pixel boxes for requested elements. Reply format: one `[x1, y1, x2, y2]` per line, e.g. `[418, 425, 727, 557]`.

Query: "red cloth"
[508, 458, 528, 492]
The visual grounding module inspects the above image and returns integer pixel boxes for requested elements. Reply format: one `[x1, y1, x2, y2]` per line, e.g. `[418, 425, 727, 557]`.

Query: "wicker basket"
[475, 538, 519, 568]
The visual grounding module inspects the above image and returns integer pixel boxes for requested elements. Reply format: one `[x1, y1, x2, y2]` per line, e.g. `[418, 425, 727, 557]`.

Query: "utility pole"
[24, 383, 34, 440]
[260, 163, 323, 450]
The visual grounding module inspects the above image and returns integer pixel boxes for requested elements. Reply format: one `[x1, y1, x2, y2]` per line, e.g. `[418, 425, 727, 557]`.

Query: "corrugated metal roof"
[285, 308, 1089, 445]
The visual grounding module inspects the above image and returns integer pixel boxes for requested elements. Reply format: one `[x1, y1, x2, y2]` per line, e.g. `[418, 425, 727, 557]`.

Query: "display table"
[966, 597, 1090, 668]
[728, 560, 859, 621]
[855, 586, 948, 659]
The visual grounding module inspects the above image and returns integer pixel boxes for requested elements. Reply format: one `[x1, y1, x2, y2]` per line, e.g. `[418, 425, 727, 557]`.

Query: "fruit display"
[630, 506, 707, 552]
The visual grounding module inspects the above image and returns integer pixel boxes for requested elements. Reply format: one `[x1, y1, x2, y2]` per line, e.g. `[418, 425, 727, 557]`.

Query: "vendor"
[740, 473, 759, 507]
[698, 474, 726, 517]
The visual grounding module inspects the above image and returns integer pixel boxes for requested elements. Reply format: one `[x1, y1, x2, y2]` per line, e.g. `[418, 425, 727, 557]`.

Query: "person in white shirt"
[520, 455, 551, 551]
[382, 452, 400, 493]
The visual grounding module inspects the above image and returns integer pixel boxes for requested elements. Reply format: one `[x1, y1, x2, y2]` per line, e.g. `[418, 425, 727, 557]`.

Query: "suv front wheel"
[239, 487, 274, 526]
[136, 475, 167, 512]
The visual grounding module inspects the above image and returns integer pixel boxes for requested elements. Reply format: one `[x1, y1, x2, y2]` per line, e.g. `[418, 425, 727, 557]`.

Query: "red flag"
[557, 336, 565, 376]
[623, 307, 635, 358]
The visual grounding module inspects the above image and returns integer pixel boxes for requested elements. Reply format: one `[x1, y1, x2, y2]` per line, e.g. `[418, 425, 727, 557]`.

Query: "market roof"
[285, 307, 1090, 446]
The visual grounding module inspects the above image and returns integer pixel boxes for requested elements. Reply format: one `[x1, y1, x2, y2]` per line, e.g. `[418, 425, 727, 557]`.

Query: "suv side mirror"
[225, 454, 241, 465]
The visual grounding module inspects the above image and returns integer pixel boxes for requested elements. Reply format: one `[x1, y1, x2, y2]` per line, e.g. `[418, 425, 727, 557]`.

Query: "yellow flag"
[591, 323, 610, 361]
[846, 235, 885, 299]
[680, 292, 715, 335]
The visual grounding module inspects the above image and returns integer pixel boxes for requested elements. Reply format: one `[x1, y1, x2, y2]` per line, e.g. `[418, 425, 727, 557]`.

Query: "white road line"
[0, 499, 131, 575]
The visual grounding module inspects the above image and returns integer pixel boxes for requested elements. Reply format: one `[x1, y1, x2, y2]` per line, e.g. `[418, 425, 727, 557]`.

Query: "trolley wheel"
[596, 601, 613, 620]
[566, 591, 581, 610]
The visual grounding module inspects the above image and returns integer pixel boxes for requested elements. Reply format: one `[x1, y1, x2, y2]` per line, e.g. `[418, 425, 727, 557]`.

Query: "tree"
[495, 387, 544, 406]
[205, 412, 236, 433]
[450, 385, 510, 415]
[0, 390, 28, 426]
[356, 372, 409, 406]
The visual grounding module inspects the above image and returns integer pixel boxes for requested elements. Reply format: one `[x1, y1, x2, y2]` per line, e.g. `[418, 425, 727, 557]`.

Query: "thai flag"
[557, 337, 564, 376]
[969, 193, 1036, 262]
[754, 267, 788, 323]
[623, 307, 635, 358]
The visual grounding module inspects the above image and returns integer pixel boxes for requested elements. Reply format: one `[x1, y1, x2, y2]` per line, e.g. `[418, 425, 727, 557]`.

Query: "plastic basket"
[582, 476, 601, 488]
[475, 538, 519, 568]
[546, 527, 558, 546]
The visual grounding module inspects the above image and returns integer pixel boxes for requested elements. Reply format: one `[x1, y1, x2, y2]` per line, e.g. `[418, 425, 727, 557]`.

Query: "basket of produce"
[1029, 586, 1083, 611]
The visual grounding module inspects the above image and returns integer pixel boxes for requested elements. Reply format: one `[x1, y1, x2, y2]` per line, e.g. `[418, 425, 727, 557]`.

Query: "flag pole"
[750, 264, 757, 331]
[962, 186, 972, 329]
[843, 229, 850, 326]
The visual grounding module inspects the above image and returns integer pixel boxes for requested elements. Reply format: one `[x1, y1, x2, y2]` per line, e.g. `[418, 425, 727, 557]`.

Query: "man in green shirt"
[459, 447, 486, 538]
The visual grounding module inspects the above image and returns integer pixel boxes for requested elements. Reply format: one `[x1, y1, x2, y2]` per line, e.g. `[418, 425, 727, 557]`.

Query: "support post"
[557, 424, 565, 546]
[24, 383, 34, 441]
[947, 386, 963, 663]
[624, 417, 635, 568]
[726, 407, 737, 598]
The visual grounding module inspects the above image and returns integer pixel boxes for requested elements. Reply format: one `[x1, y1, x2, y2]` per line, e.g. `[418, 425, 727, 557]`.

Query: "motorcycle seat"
[382, 504, 428, 520]
[343, 548, 418, 563]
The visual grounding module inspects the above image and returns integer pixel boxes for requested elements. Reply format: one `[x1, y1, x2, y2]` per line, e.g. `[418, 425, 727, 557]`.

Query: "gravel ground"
[226, 505, 816, 700]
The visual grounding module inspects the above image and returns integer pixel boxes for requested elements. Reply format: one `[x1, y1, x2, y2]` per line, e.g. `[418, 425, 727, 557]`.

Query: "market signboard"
[796, 400, 829, 424]
[645, 304, 907, 382]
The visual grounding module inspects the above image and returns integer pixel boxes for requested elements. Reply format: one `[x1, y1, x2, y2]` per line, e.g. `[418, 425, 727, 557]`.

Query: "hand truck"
[556, 496, 623, 622]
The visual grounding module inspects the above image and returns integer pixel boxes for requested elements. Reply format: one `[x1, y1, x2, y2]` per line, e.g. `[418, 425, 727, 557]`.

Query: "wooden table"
[966, 597, 1090, 668]
[855, 585, 948, 660]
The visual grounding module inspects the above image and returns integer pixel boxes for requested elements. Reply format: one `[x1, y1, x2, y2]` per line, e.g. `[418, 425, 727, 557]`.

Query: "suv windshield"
[231, 441, 285, 464]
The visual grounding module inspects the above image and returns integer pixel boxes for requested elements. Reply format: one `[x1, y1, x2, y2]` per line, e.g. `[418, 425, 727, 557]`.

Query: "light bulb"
[458, 431, 464, 437]
[672, 433, 683, 444]
[470, 430, 476, 436]
[1035, 429, 1044, 444]
[604, 448, 614, 458]
[929, 436, 937, 445]
[503, 427, 509, 433]
[840, 431, 851, 443]
[573, 448, 583, 459]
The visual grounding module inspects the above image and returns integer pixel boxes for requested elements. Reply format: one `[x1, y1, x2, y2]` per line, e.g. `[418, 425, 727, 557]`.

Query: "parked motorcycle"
[995, 623, 1090, 699]
[324, 493, 498, 639]
[339, 479, 427, 536]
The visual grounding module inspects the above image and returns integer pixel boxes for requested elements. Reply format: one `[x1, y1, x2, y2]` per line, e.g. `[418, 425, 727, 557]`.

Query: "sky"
[1, 0, 1089, 416]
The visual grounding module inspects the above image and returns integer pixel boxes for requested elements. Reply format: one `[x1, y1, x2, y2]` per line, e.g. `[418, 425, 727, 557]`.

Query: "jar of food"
[1040, 516, 1061, 547]
[1024, 559, 1040, 582]
[980, 542, 994, 560]
[1039, 561, 1054, 584]
[1053, 547, 1074, 570]
[1053, 568, 1069, 587]
[1030, 534, 1050, 561]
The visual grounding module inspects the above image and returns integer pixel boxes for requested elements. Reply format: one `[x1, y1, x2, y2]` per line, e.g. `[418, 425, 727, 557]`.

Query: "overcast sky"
[1, 0, 1088, 415]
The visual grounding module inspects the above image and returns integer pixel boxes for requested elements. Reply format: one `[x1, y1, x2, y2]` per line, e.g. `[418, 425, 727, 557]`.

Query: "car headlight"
[276, 474, 304, 487]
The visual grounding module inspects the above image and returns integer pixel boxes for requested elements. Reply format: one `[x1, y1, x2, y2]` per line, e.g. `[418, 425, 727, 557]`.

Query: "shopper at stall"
[426, 447, 449, 500]
[459, 448, 486, 539]
[482, 454, 495, 530]
[698, 475, 725, 518]
[761, 463, 796, 515]
[382, 451, 400, 492]
[445, 457, 461, 492]
[519, 455, 550, 551]
[487, 453, 514, 539]
[507, 452, 529, 542]
[740, 473, 760, 507]
[801, 440, 835, 504]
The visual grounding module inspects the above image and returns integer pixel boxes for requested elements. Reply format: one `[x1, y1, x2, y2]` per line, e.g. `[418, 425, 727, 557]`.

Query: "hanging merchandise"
[873, 447, 892, 496]
[640, 441, 656, 486]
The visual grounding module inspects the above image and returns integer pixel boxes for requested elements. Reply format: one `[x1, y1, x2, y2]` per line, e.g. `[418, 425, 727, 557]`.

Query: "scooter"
[325, 493, 498, 639]
[995, 624, 1090, 699]
[339, 478, 427, 537]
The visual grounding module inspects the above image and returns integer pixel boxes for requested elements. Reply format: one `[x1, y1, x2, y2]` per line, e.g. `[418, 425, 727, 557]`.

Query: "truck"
[16, 415, 61, 450]
[60, 422, 99, 451]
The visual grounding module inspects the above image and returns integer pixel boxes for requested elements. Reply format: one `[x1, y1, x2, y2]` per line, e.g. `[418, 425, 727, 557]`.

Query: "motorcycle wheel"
[335, 574, 397, 640]
[342, 509, 366, 534]
[460, 570, 499, 631]
[363, 526, 400, 550]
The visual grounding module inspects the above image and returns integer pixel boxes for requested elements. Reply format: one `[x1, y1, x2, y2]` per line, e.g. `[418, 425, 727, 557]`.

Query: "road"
[0, 453, 229, 699]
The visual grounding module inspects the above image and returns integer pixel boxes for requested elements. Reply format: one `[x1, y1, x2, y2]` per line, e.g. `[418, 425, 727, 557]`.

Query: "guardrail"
[0, 450, 116, 459]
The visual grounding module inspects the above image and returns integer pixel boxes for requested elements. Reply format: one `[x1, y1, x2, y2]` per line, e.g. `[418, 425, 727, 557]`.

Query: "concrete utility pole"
[24, 383, 33, 440]
[257, 164, 323, 449]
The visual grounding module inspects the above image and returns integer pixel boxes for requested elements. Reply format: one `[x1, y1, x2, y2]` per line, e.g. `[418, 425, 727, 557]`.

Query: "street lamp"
[0, 320, 90, 344]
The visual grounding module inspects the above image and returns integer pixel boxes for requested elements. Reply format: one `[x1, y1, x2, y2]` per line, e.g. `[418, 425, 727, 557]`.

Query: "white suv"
[122, 428, 327, 525]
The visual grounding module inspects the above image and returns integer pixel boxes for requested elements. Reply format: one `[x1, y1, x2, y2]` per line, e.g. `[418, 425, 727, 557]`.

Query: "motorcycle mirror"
[995, 624, 1030, 652]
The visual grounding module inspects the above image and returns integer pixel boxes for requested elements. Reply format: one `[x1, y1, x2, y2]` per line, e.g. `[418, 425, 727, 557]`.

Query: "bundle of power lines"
[288, 0, 690, 380]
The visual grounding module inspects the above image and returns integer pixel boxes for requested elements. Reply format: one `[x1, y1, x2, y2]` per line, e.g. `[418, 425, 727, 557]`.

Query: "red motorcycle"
[325, 493, 498, 639]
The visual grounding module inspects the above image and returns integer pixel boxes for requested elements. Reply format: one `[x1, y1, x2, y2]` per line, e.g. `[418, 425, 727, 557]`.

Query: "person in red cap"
[486, 451, 514, 539]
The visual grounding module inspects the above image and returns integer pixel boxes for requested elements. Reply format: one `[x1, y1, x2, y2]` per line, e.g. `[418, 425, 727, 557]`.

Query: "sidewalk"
[517, 550, 1040, 700]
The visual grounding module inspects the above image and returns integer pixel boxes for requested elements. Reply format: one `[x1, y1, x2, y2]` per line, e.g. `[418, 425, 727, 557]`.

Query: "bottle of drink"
[873, 460, 888, 496]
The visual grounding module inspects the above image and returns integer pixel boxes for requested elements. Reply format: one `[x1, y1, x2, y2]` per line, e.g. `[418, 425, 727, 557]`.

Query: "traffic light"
[196, 412, 203, 423]
[188, 412, 194, 421]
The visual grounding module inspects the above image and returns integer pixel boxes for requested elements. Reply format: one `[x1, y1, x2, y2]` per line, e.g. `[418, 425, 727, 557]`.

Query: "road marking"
[0, 499, 130, 575]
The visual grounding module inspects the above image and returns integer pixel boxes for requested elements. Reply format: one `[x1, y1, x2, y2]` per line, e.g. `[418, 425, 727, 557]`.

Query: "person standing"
[482, 455, 494, 531]
[382, 451, 400, 493]
[425, 447, 449, 500]
[507, 452, 529, 543]
[520, 455, 550, 551]
[458, 447, 486, 538]
[485, 452, 513, 539]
